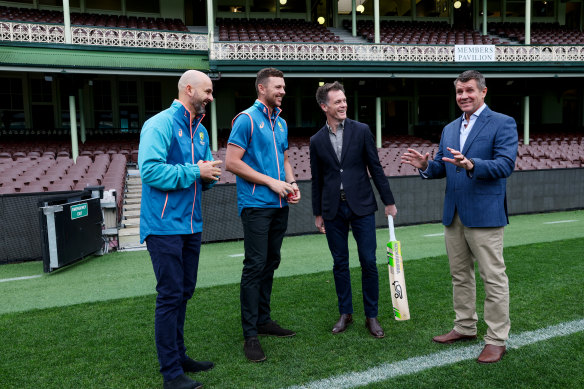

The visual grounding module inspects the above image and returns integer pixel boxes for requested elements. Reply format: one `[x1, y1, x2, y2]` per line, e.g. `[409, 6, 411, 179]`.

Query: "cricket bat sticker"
[387, 215, 410, 321]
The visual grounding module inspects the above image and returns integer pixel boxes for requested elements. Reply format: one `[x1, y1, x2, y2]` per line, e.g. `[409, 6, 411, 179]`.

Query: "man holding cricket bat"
[401, 70, 518, 364]
[310, 81, 397, 338]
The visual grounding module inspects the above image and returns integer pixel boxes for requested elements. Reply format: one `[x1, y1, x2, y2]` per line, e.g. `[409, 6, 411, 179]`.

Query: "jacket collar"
[254, 99, 282, 120]
[172, 99, 204, 126]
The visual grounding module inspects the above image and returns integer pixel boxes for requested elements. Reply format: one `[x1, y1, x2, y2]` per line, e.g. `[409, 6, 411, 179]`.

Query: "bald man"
[139, 70, 222, 389]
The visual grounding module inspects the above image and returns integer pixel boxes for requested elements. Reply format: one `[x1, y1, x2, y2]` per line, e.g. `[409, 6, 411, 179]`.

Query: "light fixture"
[319, 81, 324, 87]
[317, 16, 325, 25]
[454, 1, 462, 9]
[356, 4, 365, 13]
[280, 0, 287, 5]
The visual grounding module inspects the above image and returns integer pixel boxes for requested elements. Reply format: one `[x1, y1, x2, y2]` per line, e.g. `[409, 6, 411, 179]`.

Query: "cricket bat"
[387, 215, 410, 321]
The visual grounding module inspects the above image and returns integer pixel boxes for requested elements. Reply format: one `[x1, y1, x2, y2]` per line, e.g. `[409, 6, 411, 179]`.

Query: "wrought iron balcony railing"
[0, 21, 208, 51]
[2, 20, 584, 63]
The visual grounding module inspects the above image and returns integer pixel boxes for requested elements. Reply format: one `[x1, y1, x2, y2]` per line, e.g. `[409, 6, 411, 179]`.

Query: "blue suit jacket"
[424, 106, 518, 227]
[310, 118, 395, 220]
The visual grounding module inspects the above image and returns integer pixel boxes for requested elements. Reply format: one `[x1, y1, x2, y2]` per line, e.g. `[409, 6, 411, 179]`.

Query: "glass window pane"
[38, 0, 80, 6]
[31, 78, 53, 103]
[92, 80, 112, 110]
[119, 81, 137, 104]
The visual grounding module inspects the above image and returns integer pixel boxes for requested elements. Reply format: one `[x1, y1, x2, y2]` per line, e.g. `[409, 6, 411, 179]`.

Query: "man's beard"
[194, 101, 206, 115]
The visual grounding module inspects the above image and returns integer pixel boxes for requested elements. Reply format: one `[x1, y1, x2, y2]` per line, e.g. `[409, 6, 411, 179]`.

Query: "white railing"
[0, 21, 208, 51]
[211, 41, 584, 62]
[2, 20, 584, 62]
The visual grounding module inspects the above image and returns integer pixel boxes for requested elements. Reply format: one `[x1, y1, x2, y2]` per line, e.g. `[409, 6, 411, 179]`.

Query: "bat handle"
[388, 215, 396, 242]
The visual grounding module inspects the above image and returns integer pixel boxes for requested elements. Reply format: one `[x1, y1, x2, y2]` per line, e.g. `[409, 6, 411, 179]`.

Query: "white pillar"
[69, 95, 79, 162]
[207, 0, 214, 44]
[63, 0, 72, 44]
[375, 97, 382, 148]
[374, 0, 380, 44]
[352, 0, 356, 37]
[482, 0, 487, 35]
[525, 1, 531, 44]
[523, 96, 530, 145]
[78, 89, 86, 144]
[210, 99, 218, 152]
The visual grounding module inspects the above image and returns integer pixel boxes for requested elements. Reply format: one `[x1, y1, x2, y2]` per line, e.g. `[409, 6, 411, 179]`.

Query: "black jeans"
[240, 206, 289, 338]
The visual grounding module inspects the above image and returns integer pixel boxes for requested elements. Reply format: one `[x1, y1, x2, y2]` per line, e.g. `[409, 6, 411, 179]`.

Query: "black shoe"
[163, 373, 202, 389]
[257, 320, 296, 337]
[244, 336, 266, 362]
[182, 356, 214, 373]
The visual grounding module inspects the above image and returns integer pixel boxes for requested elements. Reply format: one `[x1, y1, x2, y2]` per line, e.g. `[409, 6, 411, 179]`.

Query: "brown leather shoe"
[432, 329, 477, 344]
[477, 344, 506, 364]
[332, 314, 353, 334]
[365, 317, 385, 338]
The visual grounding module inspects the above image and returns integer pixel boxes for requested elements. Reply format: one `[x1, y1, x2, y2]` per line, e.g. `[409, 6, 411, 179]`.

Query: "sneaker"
[257, 320, 296, 337]
[163, 373, 202, 389]
[244, 336, 266, 362]
[182, 356, 214, 373]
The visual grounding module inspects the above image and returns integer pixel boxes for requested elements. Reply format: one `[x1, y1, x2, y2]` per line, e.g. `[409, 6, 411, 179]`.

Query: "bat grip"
[388, 215, 396, 242]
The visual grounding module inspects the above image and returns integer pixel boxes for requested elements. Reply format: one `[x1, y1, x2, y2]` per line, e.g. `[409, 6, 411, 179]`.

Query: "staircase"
[118, 169, 145, 250]
[328, 27, 367, 44]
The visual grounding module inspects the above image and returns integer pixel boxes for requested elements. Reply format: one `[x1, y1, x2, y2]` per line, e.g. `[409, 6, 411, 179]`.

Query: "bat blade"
[387, 239, 410, 321]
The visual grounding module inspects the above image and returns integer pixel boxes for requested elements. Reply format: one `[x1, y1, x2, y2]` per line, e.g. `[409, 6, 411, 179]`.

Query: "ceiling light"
[356, 4, 365, 13]
[317, 17, 325, 24]
[454, 1, 462, 9]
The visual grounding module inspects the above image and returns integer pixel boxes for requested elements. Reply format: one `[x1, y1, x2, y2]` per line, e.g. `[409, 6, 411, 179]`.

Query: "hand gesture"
[401, 148, 430, 171]
[442, 148, 474, 171]
[197, 160, 222, 182]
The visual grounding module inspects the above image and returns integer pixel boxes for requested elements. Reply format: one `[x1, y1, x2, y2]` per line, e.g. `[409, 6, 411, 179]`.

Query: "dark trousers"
[324, 201, 379, 318]
[146, 233, 201, 381]
[240, 207, 289, 338]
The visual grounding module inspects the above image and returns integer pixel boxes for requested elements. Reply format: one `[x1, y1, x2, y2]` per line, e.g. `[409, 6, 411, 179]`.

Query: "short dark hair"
[255, 67, 284, 95]
[315, 81, 345, 106]
[454, 70, 486, 90]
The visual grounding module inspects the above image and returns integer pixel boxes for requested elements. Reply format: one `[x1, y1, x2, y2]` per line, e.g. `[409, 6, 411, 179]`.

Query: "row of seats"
[217, 18, 343, 43]
[347, 20, 504, 45]
[0, 140, 139, 163]
[487, 22, 584, 45]
[0, 154, 127, 221]
[1, 134, 581, 189]
[0, 6, 188, 32]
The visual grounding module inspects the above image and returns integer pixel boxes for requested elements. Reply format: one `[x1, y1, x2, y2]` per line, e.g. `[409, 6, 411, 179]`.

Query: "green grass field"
[0, 210, 583, 388]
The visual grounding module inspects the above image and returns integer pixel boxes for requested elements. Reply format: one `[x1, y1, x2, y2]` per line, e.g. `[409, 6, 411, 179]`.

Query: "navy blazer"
[310, 118, 395, 220]
[424, 106, 518, 227]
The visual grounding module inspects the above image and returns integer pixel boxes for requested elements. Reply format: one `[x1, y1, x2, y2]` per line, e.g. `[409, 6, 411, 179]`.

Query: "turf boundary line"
[287, 319, 584, 389]
[0, 275, 42, 283]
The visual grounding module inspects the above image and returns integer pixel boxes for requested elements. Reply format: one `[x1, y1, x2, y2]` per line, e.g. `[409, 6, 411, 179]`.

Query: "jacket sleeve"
[471, 115, 518, 180]
[423, 127, 448, 179]
[202, 146, 217, 191]
[310, 137, 323, 216]
[138, 116, 200, 191]
[363, 126, 395, 205]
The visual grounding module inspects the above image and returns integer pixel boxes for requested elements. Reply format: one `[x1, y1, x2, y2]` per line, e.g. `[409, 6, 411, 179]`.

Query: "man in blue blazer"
[402, 70, 518, 364]
[310, 81, 397, 338]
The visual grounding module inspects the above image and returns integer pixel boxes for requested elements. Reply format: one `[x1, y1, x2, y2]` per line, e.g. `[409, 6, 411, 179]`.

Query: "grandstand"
[1, 0, 584, 253]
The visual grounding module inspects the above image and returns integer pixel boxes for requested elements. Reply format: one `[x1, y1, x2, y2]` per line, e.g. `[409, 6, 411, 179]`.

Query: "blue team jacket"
[228, 100, 289, 215]
[138, 100, 215, 243]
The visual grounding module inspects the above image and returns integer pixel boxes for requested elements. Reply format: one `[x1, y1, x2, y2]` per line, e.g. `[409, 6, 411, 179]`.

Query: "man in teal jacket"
[138, 70, 222, 389]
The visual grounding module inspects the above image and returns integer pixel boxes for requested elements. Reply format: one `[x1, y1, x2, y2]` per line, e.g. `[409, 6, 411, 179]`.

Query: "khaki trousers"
[444, 212, 510, 346]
